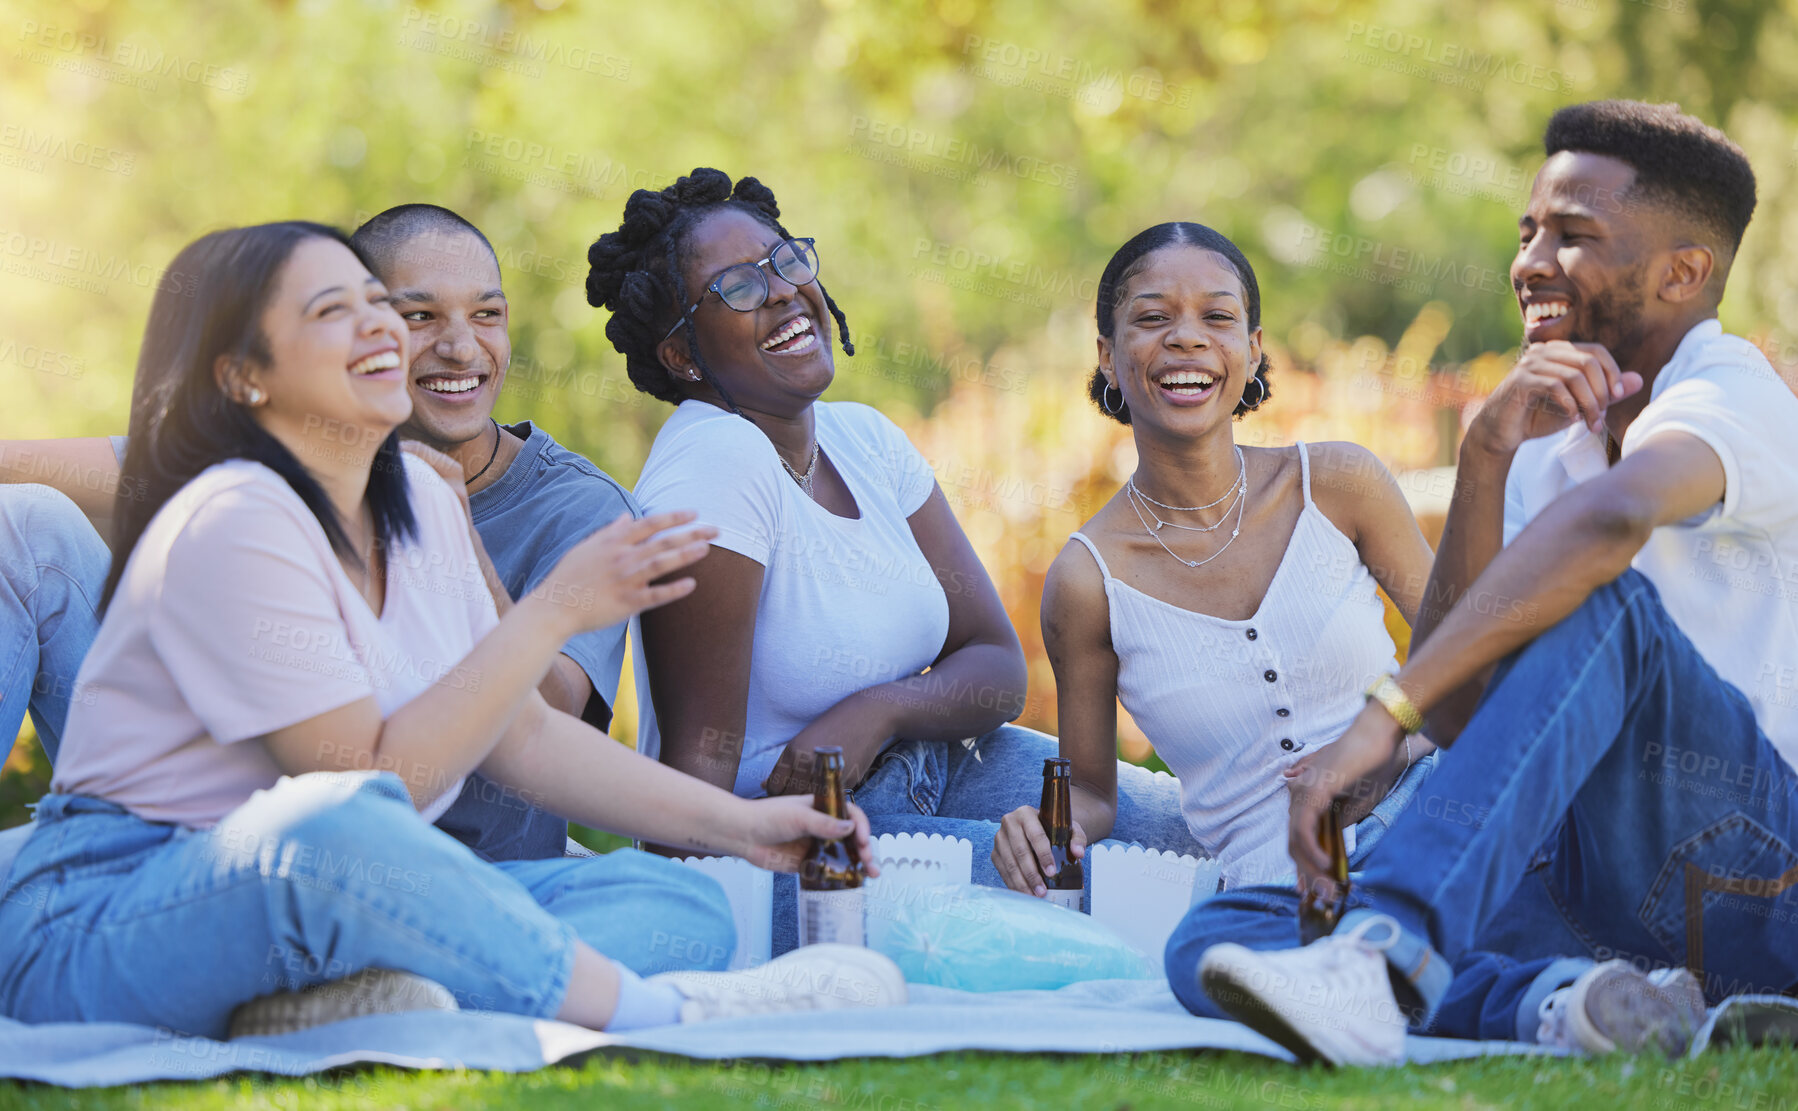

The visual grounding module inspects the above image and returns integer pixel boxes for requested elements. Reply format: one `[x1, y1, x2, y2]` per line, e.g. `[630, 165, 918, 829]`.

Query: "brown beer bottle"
[1297, 804, 1350, 945]
[1039, 757, 1084, 911]
[797, 746, 866, 946]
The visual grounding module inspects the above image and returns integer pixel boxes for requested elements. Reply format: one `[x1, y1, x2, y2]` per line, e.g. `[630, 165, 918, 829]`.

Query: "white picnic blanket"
[6, 976, 1792, 1088]
[0, 979, 1555, 1087]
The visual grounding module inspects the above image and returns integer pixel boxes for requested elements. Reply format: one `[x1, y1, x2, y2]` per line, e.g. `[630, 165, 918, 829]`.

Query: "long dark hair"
[584, 167, 854, 409]
[1089, 222, 1272, 425]
[102, 221, 416, 609]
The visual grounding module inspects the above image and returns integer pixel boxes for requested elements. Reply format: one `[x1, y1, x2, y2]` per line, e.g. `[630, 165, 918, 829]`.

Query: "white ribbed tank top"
[1071, 443, 1400, 888]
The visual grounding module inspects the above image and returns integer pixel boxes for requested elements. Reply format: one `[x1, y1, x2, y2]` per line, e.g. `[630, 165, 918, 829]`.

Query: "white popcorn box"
[672, 855, 773, 970]
[864, 833, 971, 928]
[1088, 845, 1223, 973]
[864, 832, 972, 910]
[863, 834, 972, 946]
[871, 831, 973, 884]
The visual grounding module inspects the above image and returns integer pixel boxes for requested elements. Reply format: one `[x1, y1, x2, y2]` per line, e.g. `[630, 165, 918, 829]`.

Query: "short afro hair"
[1543, 100, 1756, 280]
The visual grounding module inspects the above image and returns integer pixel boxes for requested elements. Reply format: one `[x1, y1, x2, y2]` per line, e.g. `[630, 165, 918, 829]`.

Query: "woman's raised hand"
[531, 511, 717, 635]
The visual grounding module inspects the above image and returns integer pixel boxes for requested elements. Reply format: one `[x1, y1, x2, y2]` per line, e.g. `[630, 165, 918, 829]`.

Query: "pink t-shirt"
[52, 453, 499, 828]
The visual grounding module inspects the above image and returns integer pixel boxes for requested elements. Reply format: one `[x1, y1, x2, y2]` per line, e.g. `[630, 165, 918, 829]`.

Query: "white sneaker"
[228, 968, 459, 1038]
[1536, 961, 1708, 1055]
[650, 944, 907, 1023]
[1198, 915, 1410, 1066]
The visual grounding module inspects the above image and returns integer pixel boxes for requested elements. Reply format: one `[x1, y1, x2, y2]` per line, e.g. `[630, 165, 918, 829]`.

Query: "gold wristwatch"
[1364, 674, 1425, 735]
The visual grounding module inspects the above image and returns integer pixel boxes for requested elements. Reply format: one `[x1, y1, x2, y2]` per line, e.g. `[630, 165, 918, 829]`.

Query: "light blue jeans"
[1167, 572, 1798, 1041]
[770, 723, 1433, 955]
[0, 486, 111, 764]
[0, 771, 734, 1037]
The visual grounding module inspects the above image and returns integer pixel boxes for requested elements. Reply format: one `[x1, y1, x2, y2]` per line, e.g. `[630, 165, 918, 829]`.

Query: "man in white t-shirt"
[1169, 101, 1798, 1064]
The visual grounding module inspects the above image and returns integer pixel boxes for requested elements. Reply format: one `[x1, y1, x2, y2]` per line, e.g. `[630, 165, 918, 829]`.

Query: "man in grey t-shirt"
[0, 204, 635, 863]
[351, 205, 639, 861]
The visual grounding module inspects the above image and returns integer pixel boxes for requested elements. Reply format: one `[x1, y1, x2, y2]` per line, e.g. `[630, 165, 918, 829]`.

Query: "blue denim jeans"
[0, 486, 110, 764]
[858, 724, 1205, 889]
[1166, 571, 1798, 1041]
[0, 772, 733, 1037]
[433, 772, 574, 862]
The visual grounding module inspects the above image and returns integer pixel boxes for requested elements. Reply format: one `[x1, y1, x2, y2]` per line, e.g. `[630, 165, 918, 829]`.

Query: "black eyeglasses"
[662, 238, 819, 341]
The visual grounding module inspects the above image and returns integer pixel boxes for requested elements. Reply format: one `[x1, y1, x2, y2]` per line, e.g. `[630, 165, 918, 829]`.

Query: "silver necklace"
[779, 441, 822, 496]
[1128, 462, 1249, 570]
[1130, 447, 1245, 513]
[1129, 478, 1244, 533]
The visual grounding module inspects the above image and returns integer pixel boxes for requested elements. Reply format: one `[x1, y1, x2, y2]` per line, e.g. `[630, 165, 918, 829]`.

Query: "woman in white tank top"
[994, 223, 1439, 893]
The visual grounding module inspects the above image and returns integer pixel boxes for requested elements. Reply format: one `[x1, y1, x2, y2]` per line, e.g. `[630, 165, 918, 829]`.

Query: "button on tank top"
[1071, 443, 1399, 888]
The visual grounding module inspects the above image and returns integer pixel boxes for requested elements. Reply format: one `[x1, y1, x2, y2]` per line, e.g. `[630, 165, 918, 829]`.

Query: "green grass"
[1, 1046, 1794, 1110]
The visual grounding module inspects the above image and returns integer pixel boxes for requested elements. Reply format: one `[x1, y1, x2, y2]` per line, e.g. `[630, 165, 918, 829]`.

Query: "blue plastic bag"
[865, 882, 1155, 991]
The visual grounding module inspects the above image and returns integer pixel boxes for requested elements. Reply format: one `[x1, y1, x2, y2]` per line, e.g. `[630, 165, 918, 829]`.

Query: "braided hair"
[585, 168, 853, 411]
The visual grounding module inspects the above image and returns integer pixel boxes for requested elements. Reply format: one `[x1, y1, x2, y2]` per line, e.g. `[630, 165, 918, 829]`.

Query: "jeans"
[859, 724, 1205, 889]
[0, 771, 734, 1038]
[434, 772, 573, 862]
[1166, 571, 1798, 1041]
[0, 486, 110, 764]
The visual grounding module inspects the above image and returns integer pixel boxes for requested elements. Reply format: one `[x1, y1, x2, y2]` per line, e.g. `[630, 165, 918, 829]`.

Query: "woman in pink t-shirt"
[0, 222, 904, 1039]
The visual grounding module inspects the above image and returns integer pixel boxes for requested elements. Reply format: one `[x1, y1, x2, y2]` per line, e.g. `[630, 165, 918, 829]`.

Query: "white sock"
[605, 967, 687, 1031]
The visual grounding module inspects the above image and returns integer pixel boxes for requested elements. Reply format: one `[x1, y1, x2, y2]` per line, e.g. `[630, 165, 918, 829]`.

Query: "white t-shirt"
[1504, 319, 1798, 768]
[633, 400, 950, 797]
[53, 454, 496, 826]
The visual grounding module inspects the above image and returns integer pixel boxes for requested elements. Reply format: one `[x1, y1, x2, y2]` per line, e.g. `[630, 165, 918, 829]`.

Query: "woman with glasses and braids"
[588, 170, 1199, 945]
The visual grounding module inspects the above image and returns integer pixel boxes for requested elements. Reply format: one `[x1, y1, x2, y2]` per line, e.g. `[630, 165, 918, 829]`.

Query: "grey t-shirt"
[467, 421, 637, 725]
[441, 421, 637, 861]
